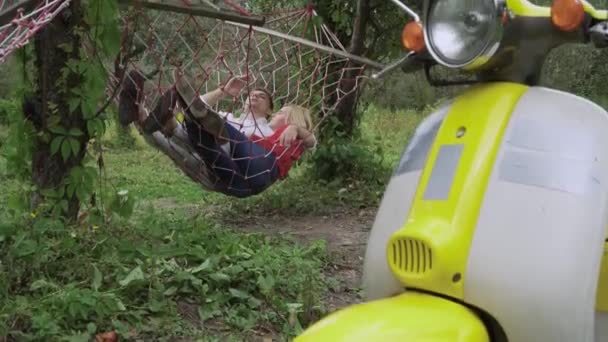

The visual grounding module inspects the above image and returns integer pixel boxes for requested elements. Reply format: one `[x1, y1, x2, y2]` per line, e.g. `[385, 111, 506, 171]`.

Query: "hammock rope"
[107, 1, 376, 197]
[1, 0, 377, 197]
[0, 0, 71, 64]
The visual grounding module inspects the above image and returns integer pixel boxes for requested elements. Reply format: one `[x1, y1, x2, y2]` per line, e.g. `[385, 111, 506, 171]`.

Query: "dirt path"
[216, 206, 377, 311]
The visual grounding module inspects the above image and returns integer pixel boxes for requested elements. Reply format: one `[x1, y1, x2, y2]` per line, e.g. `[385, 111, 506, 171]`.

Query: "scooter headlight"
[425, 0, 503, 68]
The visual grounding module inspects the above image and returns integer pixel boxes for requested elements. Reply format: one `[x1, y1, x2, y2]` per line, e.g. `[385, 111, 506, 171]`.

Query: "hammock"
[0, 0, 70, 64]
[107, 0, 384, 197]
[2, 0, 383, 198]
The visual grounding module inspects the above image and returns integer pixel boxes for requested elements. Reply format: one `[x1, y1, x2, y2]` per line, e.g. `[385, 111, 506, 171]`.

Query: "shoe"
[142, 87, 178, 134]
[175, 77, 229, 144]
[118, 70, 145, 126]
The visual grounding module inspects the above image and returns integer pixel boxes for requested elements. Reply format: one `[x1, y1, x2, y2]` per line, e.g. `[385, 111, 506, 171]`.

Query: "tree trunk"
[323, 0, 369, 138]
[30, 0, 88, 220]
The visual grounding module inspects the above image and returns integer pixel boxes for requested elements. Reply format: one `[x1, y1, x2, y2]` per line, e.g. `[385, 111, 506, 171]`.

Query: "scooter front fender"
[295, 291, 489, 342]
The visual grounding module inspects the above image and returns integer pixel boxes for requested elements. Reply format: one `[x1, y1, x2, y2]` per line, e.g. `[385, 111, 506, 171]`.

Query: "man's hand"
[279, 125, 299, 146]
[222, 76, 247, 97]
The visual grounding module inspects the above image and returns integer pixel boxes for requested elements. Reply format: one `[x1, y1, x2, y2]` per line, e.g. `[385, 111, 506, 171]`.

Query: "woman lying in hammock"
[118, 70, 317, 197]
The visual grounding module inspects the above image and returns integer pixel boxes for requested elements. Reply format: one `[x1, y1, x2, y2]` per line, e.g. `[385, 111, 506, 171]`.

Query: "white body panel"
[362, 86, 608, 341]
[463, 87, 608, 342]
[362, 105, 450, 300]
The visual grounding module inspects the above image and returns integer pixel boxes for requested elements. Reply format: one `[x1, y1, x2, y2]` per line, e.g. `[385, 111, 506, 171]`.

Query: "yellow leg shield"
[295, 291, 489, 342]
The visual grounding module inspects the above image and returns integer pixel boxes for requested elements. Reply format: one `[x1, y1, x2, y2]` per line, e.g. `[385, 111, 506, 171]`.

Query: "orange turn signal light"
[402, 21, 425, 53]
[551, 0, 585, 32]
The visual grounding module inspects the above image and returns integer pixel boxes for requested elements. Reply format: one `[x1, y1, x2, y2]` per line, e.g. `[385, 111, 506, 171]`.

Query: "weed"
[0, 101, 425, 340]
[0, 212, 330, 340]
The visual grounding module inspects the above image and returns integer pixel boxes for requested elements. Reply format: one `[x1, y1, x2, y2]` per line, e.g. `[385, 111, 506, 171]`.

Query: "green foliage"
[19, 0, 122, 219]
[0, 98, 18, 125]
[0, 210, 330, 340]
[111, 118, 138, 150]
[0, 55, 22, 99]
[0, 84, 425, 339]
[536, 42, 608, 111]
[0, 98, 34, 181]
[215, 165, 384, 218]
[108, 189, 136, 219]
[101, 143, 208, 205]
[248, 0, 411, 62]
[309, 103, 426, 186]
[49, 126, 84, 161]
[362, 71, 460, 111]
[309, 133, 390, 184]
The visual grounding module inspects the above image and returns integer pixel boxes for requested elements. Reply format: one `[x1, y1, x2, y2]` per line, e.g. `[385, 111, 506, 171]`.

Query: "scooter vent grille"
[390, 238, 432, 274]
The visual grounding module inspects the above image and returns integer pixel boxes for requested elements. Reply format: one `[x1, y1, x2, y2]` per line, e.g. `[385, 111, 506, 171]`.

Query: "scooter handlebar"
[581, 0, 608, 21]
[506, 0, 606, 21]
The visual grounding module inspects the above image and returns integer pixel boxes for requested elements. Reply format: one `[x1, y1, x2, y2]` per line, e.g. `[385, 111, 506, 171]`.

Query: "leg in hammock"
[221, 124, 279, 191]
[175, 75, 279, 194]
[118, 70, 229, 193]
[185, 124, 249, 194]
[185, 120, 279, 196]
[118, 70, 276, 197]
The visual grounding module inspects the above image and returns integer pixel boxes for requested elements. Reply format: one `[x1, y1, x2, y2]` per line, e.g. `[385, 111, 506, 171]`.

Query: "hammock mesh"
[2, 0, 373, 197]
[0, 0, 70, 64]
[116, 3, 367, 115]
[110, 1, 371, 196]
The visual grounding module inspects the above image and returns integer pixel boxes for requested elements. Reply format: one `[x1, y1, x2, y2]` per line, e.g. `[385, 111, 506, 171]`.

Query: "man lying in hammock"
[118, 70, 317, 197]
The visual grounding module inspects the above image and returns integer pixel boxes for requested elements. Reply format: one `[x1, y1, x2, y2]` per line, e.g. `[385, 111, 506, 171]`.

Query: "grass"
[0, 125, 8, 178]
[359, 103, 428, 168]
[0, 213, 331, 340]
[0, 104, 427, 341]
[104, 147, 209, 204]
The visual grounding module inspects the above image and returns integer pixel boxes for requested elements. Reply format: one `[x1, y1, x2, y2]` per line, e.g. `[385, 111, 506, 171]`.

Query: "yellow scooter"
[296, 0, 608, 340]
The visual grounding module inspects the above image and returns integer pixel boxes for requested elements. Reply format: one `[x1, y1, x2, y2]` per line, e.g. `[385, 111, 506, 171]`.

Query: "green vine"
[28, 0, 130, 220]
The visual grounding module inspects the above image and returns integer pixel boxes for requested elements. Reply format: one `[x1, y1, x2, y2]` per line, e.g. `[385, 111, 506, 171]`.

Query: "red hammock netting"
[2, 0, 381, 197]
[0, 0, 70, 63]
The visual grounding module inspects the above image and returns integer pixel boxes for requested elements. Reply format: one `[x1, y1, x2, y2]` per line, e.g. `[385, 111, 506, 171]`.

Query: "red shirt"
[251, 125, 305, 179]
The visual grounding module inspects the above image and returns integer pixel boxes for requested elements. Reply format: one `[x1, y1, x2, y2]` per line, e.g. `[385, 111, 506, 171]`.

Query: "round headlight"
[425, 0, 502, 68]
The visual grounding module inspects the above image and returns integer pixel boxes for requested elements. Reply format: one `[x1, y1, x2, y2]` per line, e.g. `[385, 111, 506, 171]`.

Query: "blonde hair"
[283, 105, 313, 131]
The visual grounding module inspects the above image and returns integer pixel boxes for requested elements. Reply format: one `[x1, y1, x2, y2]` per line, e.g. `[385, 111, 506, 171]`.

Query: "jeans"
[185, 120, 279, 197]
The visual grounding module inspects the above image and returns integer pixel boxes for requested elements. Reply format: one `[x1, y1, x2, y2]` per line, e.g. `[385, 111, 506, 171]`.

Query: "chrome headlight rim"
[422, 0, 505, 69]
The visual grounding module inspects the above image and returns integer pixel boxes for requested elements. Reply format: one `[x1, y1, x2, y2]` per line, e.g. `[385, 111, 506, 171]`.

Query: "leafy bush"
[309, 103, 427, 188]
[103, 108, 139, 150]
[0, 213, 330, 340]
[0, 98, 34, 181]
[0, 55, 23, 99]
[309, 115, 392, 186]
[309, 135, 389, 184]
[362, 70, 457, 111]
[0, 98, 19, 126]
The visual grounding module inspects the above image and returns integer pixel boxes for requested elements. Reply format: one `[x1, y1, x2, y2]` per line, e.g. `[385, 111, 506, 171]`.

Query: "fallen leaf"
[95, 331, 118, 342]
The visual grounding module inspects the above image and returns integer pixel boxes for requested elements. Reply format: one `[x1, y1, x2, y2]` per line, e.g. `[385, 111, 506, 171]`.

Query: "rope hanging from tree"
[109, 1, 376, 197]
[0, 0, 70, 64]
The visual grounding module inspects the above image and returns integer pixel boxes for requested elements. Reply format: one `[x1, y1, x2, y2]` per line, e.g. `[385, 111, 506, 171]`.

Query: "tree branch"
[348, 0, 370, 56]
[116, 0, 266, 26]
